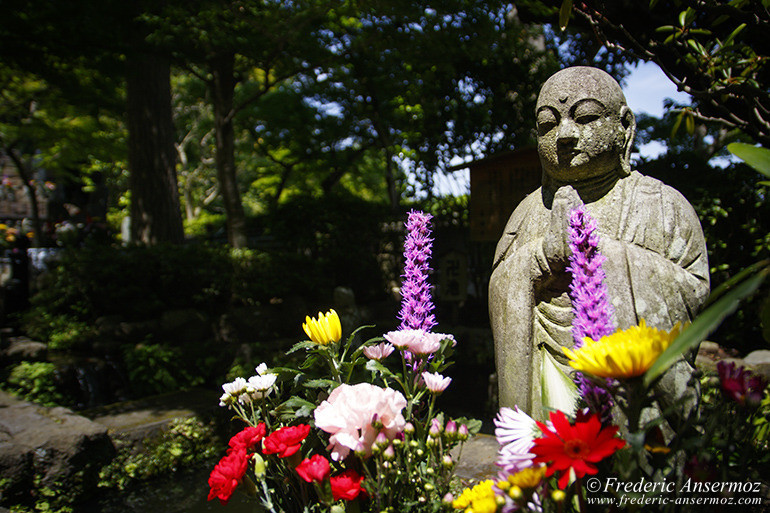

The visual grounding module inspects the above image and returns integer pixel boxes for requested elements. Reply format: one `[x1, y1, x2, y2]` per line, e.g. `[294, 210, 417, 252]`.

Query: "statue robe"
[489, 171, 710, 417]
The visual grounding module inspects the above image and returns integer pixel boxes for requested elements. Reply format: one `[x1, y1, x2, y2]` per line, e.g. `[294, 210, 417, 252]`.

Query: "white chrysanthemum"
[246, 362, 277, 400]
[494, 406, 540, 473]
[220, 377, 248, 407]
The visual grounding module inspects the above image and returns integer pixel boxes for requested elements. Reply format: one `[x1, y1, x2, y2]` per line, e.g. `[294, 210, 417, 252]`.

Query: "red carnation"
[295, 454, 331, 483]
[207, 448, 250, 505]
[263, 424, 312, 458]
[229, 423, 266, 452]
[330, 469, 365, 501]
[531, 410, 625, 489]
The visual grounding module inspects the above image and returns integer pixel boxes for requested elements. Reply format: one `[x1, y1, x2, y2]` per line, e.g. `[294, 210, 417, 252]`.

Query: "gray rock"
[0, 390, 114, 502]
[489, 67, 709, 419]
[744, 349, 770, 366]
[118, 319, 160, 340]
[744, 349, 770, 381]
[5, 337, 47, 362]
[160, 308, 211, 344]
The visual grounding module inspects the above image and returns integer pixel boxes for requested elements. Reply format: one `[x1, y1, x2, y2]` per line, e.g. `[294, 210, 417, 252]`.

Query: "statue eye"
[536, 109, 558, 135]
[572, 100, 605, 124]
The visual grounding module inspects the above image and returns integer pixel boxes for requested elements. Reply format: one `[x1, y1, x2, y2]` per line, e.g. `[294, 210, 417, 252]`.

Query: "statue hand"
[543, 186, 581, 265]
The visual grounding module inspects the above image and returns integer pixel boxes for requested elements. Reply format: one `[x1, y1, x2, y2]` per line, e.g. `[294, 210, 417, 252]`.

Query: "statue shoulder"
[492, 188, 544, 268]
[631, 171, 695, 209]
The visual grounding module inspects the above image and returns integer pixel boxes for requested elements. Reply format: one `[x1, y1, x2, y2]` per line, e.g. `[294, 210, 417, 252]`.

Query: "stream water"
[86, 469, 262, 513]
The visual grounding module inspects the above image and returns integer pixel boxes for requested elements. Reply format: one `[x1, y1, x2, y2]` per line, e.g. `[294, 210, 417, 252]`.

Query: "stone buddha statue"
[489, 66, 710, 418]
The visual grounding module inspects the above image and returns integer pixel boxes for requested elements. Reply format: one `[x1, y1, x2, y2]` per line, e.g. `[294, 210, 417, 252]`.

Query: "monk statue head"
[535, 67, 636, 189]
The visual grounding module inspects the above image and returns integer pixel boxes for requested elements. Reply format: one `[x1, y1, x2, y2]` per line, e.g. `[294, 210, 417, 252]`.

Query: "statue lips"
[557, 144, 581, 166]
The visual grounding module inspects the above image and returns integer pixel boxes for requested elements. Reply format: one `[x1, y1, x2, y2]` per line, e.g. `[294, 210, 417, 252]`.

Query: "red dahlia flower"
[717, 361, 767, 407]
[263, 424, 312, 458]
[228, 423, 266, 452]
[207, 448, 249, 504]
[531, 410, 625, 489]
[295, 454, 331, 483]
[330, 469, 365, 501]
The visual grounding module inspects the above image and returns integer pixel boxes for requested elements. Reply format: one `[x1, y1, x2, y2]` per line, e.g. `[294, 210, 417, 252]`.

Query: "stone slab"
[81, 388, 221, 441]
[453, 433, 499, 482]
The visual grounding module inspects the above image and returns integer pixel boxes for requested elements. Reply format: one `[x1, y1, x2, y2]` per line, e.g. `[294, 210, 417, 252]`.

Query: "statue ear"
[620, 105, 636, 175]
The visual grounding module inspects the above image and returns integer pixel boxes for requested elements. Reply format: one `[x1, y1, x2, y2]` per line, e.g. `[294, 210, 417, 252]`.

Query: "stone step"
[453, 433, 499, 482]
[80, 388, 221, 442]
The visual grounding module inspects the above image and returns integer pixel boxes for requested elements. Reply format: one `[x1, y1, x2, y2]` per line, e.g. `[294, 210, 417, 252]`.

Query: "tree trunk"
[210, 52, 248, 248]
[126, 50, 184, 245]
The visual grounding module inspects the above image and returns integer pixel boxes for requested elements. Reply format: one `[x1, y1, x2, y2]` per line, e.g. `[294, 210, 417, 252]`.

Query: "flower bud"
[442, 493, 454, 506]
[551, 489, 566, 502]
[416, 449, 424, 457]
[429, 418, 442, 437]
[392, 438, 403, 447]
[409, 440, 419, 449]
[252, 453, 267, 478]
[445, 420, 457, 438]
[458, 424, 469, 441]
[424, 483, 435, 492]
[404, 422, 415, 435]
[441, 454, 454, 469]
[375, 432, 389, 449]
[330, 505, 345, 513]
[509, 485, 523, 500]
[383, 444, 396, 461]
[425, 467, 434, 475]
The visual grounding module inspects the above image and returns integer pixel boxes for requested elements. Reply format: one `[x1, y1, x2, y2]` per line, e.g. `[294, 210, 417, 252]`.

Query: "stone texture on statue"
[489, 66, 710, 419]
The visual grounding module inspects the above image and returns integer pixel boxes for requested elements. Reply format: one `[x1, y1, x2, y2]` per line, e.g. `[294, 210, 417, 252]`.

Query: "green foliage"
[728, 142, 770, 180]
[122, 343, 203, 397]
[3, 361, 71, 407]
[262, 193, 395, 302]
[98, 417, 220, 491]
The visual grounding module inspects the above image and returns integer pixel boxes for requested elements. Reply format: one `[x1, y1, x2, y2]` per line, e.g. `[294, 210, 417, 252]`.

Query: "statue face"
[536, 67, 632, 182]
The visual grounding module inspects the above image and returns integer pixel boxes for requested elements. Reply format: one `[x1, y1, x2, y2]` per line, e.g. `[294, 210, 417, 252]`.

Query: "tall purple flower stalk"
[398, 210, 436, 332]
[567, 206, 614, 421]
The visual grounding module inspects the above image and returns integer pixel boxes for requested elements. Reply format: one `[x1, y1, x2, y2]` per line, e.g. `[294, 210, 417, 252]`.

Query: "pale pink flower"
[383, 329, 425, 349]
[425, 332, 457, 347]
[384, 329, 444, 355]
[422, 371, 452, 393]
[314, 383, 407, 461]
[363, 342, 395, 361]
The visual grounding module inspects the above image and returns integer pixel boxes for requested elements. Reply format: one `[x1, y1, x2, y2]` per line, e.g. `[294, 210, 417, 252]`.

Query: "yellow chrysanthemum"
[507, 465, 546, 489]
[452, 479, 498, 512]
[302, 309, 342, 345]
[563, 320, 682, 378]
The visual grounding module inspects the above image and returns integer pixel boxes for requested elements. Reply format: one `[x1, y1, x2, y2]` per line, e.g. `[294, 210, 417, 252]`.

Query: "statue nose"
[557, 120, 579, 144]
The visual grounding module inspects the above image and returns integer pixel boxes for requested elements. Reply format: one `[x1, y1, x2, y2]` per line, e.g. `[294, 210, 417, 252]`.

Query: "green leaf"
[678, 10, 687, 27]
[655, 25, 677, 33]
[287, 340, 318, 354]
[303, 378, 338, 389]
[727, 143, 770, 177]
[722, 23, 746, 48]
[365, 359, 395, 378]
[644, 261, 769, 387]
[559, 0, 573, 31]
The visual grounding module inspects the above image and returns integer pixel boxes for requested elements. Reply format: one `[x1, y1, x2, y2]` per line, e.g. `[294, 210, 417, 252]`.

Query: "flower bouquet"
[450, 207, 770, 512]
[208, 210, 480, 512]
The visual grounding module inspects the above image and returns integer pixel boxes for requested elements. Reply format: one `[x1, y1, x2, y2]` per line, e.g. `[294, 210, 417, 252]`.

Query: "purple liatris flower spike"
[398, 210, 436, 332]
[567, 206, 615, 346]
[567, 206, 615, 422]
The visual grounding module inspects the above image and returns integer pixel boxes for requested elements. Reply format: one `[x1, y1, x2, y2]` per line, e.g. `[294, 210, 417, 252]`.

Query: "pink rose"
[314, 383, 407, 461]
